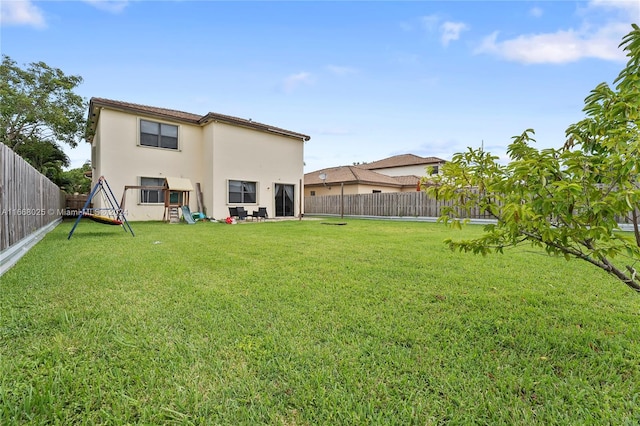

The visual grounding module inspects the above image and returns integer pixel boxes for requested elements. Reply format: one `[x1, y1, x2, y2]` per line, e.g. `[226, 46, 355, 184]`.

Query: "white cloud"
[475, 0, 636, 64]
[475, 22, 630, 64]
[326, 65, 357, 76]
[529, 7, 544, 18]
[0, 0, 46, 28]
[282, 72, 314, 93]
[82, 0, 130, 13]
[588, 0, 640, 15]
[441, 21, 469, 46]
[420, 15, 469, 46]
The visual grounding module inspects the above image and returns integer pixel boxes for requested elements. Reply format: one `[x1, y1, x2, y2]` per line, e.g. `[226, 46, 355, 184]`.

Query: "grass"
[1, 218, 638, 424]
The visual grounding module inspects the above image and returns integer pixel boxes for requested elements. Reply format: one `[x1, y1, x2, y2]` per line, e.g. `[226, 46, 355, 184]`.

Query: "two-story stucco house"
[87, 98, 310, 221]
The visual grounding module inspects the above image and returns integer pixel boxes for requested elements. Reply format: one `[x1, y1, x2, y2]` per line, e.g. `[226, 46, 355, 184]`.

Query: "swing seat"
[84, 213, 123, 226]
[68, 176, 134, 240]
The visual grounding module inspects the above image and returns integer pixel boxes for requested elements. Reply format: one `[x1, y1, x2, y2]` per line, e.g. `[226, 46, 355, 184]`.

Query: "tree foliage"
[60, 161, 92, 194]
[0, 55, 87, 187]
[0, 55, 86, 150]
[424, 24, 640, 293]
[13, 138, 70, 183]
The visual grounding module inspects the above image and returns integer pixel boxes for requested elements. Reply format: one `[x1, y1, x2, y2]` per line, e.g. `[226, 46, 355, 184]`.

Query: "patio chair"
[236, 206, 249, 220]
[228, 207, 238, 218]
[254, 207, 268, 221]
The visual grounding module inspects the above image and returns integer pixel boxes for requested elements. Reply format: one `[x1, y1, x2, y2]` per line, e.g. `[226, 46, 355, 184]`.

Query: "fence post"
[340, 183, 344, 219]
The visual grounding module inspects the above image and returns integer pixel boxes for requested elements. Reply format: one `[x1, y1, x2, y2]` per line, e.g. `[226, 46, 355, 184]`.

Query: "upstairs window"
[228, 180, 257, 204]
[140, 119, 178, 150]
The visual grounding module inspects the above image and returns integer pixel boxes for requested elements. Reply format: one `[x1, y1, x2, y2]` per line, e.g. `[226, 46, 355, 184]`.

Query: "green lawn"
[1, 218, 638, 424]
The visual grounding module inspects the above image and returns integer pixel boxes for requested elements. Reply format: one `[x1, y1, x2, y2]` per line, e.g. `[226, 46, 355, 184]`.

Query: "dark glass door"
[274, 184, 294, 217]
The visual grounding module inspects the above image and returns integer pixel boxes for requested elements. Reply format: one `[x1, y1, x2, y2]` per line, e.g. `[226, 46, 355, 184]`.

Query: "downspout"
[299, 178, 303, 220]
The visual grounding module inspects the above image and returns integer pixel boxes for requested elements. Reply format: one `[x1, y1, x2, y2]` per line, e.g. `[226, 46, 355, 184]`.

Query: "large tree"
[0, 55, 86, 150]
[424, 24, 640, 293]
[1, 55, 86, 187]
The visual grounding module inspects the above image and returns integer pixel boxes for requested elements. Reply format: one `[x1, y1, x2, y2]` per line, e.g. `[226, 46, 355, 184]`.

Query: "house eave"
[87, 97, 311, 143]
[200, 113, 310, 141]
[305, 180, 402, 187]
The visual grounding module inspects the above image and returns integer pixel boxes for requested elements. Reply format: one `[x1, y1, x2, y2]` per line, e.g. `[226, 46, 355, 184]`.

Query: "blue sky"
[2, 1, 638, 172]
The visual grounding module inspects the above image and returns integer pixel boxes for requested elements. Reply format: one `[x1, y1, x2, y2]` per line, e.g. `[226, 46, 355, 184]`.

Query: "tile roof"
[392, 175, 422, 186]
[87, 97, 310, 141]
[304, 166, 419, 187]
[357, 154, 445, 170]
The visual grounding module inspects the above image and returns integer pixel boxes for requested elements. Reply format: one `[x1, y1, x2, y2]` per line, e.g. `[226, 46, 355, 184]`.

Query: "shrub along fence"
[0, 143, 65, 263]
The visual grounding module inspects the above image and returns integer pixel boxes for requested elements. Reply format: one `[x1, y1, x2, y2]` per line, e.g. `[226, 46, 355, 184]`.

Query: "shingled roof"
[357, 154, 445, 170]
[304, 166, 420, 188]
[87, 97, 311, 141]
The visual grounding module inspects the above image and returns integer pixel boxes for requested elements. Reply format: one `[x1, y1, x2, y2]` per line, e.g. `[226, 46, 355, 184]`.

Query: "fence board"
[305, 190, 634, 224]
[0, 143, 65, 252]
[306, 192, 464, 218]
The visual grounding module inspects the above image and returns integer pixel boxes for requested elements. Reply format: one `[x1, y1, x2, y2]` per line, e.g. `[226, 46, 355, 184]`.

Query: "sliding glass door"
[274, 184, 295, 217]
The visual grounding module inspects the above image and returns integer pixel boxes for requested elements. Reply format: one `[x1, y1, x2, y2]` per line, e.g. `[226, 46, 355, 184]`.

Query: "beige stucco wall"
[210, 122, 304, 219]
[91, 122, 102, 188]
[92, 108, 202, 220]
[400, 186, 421, 193]
[201, 124, 215, 219]
[305, 186, 337, 197]
[305, 183, 402, 197]
[356, 184, 403, 194]
[92, 107, 304, 221]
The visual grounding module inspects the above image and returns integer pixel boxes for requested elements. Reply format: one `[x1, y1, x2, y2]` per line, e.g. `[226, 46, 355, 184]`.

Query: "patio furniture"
[253, 207, 268, 221]
[228, 207, 238, 218]
[236, 206, 249, 220]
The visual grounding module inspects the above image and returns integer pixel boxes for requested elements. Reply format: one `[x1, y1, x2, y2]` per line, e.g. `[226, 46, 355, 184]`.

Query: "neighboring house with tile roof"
[357, 154, 445, 176]
[87, 97, 310, 221]
[304, 154, 445, 196]
[303, 165, 421, 197]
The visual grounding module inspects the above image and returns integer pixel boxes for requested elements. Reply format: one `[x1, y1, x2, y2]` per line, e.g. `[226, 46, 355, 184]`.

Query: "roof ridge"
[305, 165, 411, 187]
[91, 97, 202, 120]
[89, 97, 310, 141]
[358, 154, 445, 170]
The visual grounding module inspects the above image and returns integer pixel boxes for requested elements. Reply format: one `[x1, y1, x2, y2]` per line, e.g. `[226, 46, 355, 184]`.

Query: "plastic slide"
[181, 205, 196, 224]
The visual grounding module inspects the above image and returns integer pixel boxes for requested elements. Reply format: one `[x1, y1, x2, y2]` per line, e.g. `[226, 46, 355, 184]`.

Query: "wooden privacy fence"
[65, 194, 90, 215]
[0, 143, 66, 251]
[305, 191, 635, 224]
[305, 192, 495, 219]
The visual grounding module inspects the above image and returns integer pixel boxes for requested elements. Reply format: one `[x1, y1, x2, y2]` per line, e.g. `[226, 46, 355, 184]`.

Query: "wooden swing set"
[120, 177, 193, 223]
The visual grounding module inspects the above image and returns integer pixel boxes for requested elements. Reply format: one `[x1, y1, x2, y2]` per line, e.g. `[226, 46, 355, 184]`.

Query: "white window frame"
[139, 176, 165, 204]
[227, 179, 258, 204]
[138, 118, 180, 151]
